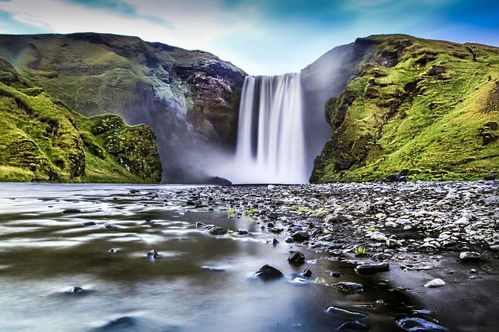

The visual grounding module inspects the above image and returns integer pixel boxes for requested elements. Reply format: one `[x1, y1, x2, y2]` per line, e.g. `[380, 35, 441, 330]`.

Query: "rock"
[326, 306, 368, 320]
[459, 251, 481, 262]
[291, 231, 309, 242]
[207, 176, 232, 185]
[195, 222, 206, 228]
[301, 268, 312, 278]
[383, 172, 406, 182]
[335, 282, 364, 294]
[147, 250, 160, 258]
[324, 213, 350, 223]
[237, 229, 248, 235]
[370, 232, 388, 242]
[269, 227, 284, 233]
[97, 316, 136, 330]
[272, 238, 279, 246]
[424, 278, 446, 288]
[385, 221, 398, 228]
[355, 262, 390, 274]
[254, 264, 283, 280]
[284, 237, 294, 243]
[288, 251, 306, 265]
[427, 65, 446, 76]
[331, 271, 342, 278]
[396, 317, 448, 331]
[208, 226, 227, 235]
[67, 286, 85, 294]
[338, 321, 369, 331]
[386, 238, 398, 248]
[62, 208, 81, 214]
[82, 221, 96, 226]
[108, 248, 120, 253]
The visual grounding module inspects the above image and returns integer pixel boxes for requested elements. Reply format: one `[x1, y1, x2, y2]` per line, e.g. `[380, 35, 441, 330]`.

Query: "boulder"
[355, 262, 390, 274]
[288, 251, 306, 265]
[255, 264, 283, 280]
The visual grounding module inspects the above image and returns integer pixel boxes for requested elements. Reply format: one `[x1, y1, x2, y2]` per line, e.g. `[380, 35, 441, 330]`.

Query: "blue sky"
[0, 0, 498, 74]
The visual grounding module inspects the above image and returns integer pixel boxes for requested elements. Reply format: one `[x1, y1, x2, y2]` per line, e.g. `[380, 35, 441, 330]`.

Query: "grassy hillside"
[311, 35, 499, 182]
[0, 58, 161, 183]
[0, 33, 245, 182]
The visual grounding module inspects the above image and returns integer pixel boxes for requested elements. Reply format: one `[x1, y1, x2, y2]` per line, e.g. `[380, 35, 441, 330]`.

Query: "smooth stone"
[459, 251, 481, 261]
[66, 286, 86, 294]
[108, 248, 120, 253]
[288, 251, 306, 265]
[301, 268, 312, 278]
[195, 222, 206, 228]
[255, 264, 283, 281]
[96, 316, 136, 330]
[62, 208, 81, 214]
[291, 231, 309, 242]
[237, 229, 249, 235]
[396, 317, 449, 331]
[326, 306, 368, 320]
[208, 227, 227, 235]
[424, 278, 446, 288]
[355, 262, 390, 274]
[335, 282, 364, 294]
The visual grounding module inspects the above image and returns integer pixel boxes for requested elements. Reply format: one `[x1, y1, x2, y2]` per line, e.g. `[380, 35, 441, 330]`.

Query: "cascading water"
[232, 73, 307, 184]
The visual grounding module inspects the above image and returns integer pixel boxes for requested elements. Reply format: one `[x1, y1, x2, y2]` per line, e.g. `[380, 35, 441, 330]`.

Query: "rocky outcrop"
[0, 33, 245, 183]
[310, 35, 499, 182]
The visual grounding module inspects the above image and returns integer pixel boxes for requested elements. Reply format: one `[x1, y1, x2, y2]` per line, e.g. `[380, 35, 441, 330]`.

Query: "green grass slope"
[311, 35, 499, 182]
[0, 58, 161, 183]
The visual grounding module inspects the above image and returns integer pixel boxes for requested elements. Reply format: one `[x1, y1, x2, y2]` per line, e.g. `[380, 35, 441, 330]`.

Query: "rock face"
[0, 33, 245, 183]
[0, 60, 161, 183]
[310, 35, 499, 182]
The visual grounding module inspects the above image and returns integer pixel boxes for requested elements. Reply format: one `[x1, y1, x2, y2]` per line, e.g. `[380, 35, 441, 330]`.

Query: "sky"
[0, 0, 498, 75]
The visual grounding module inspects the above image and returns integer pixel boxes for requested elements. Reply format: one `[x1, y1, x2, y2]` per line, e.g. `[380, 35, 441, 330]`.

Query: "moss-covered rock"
[311, 35, 499, 182]
[0, 59, 161, 183]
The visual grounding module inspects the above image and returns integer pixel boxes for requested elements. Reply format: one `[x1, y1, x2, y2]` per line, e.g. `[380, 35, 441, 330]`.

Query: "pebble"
[424, 278, 446, 288]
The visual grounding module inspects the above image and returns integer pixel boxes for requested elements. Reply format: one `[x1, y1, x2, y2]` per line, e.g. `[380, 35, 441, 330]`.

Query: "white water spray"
[232, 73, 307, 184]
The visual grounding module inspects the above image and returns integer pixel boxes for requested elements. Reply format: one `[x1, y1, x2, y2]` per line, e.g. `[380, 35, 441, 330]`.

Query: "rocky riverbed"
[174, 180, 499, 331]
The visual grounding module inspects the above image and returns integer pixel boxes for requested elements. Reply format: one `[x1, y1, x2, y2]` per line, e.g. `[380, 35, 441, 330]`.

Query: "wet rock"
[338, 320, 369, 331]
[237, 229, 248, 235]
[424, 278, 446, 288]
[195, 222, 206, 228]
[396, 317, 449, 331]
[326, 306, 368, 320]
[291, 231, 309, 242]
[335, 282, 364, 294]
[255, 264, 283, 281]
[284, 237, 294, 243]
[386, 238, 399, 248]
[104, 224, 117, 229]
[301, 268, 312, 278]
[66, 286, 87, 295]
[82, 221, 96, 226]
[62, 208, 82, 214]
[288, 251, 306, 265]
[355, 262, 390, 274]
[208, 226, 227, 235]
[459, 251, 482, 262]
[272, 238, 279, 246]
[108, 248, 120, 253]
[147, 250, 160, 258]
[324, 213, 350, 223]
[269, 227, 284, 233]
[331, 271, 342, 278]
[95, 316, 136, 330]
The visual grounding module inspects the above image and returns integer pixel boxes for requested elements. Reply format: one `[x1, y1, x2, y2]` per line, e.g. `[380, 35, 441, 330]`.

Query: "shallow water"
[0, 183, 444, 332]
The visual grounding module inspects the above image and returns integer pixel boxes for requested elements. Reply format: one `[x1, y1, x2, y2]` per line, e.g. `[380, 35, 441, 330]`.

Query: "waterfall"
[233, 73, 307, 184]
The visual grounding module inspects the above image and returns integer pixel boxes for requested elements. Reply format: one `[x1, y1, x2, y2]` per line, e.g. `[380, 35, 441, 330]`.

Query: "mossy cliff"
[311, 35, 499, 182]
[0, 33, 245, 182]
[0, 59, 161, 183]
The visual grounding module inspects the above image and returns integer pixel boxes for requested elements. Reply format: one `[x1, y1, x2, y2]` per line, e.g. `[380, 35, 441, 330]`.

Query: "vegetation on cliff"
[311, 35, 499, 182]
[0, 33, 245, 182]
[0, 58, 161, 183]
